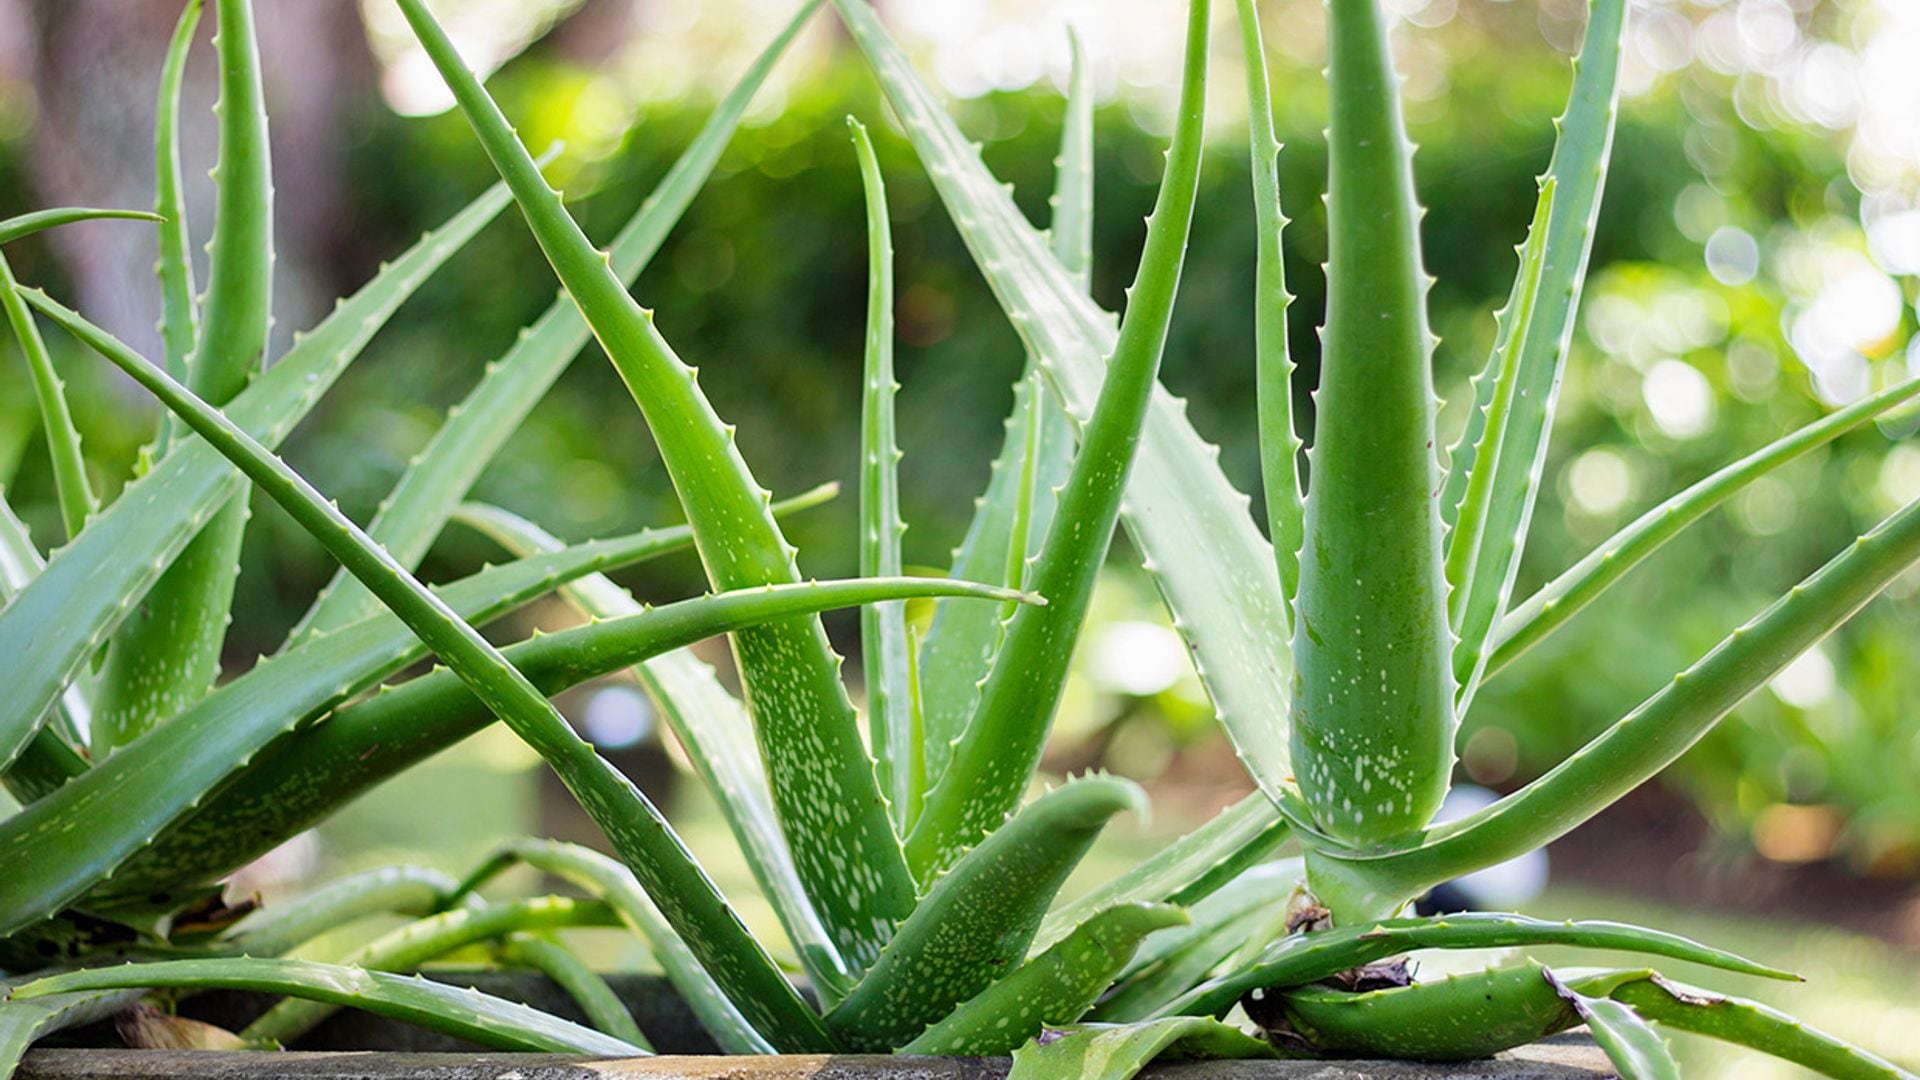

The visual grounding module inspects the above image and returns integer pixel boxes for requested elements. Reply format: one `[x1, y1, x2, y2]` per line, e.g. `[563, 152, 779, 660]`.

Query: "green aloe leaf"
[905, 0, 1212, 879]
[1292, 0, 1454, 852]
[454, 493, 852, 1004]
[902, 903, 1188, 1056]
[396, 0, 915, 974]
[96, 0, 278, 754]
[1545, 970, 1678, 1080]
[1165, 911, 1794, 1019]
[288, 0, 819, 643]
[455, 839, 770, 1055]
[1487, 375, 1920, 678]
[496, 933, 651, 1050]
[0, 149, 519, 776]
[154, 0, 203, 440]
[1265, 963, 1576, 1061]
[242, 896, 620, 1044]
[1316, 488, 1920, 913]
[915, 29, 1089, 786]
[100, 573, 1026, 911]
[848, 117, 916, 828]
[0, 985, 143, 1080]
[0, 209, 163, 246]
[0, 494, 89, 806]
[1234, 0, 1302, 609]
[1592, 972, 1915, 1080]
[828, 775, 1146, 1051]
[1441, 0, 1627, 707]
[1007, 1018, 1278, 1080]
[26, 285, 837, 1052]
[10, 960, 645, 1056]
[830, 0, 1297, 814]
[217, 865, 460, 958]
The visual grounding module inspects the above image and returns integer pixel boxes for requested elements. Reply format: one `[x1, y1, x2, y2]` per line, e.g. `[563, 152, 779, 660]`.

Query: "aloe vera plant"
[2, 0, 1914, 1077]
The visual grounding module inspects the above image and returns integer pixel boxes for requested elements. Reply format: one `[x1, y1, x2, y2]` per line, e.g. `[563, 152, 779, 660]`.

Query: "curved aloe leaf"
[903, 903, 1187, 1056]
[1488, 375, 1920, 678]
[0, 209, 163, 246]
[10, 960, 645, 1055]
[27, 287, 836, 1053]
[1007, 1018, 1277, 1080]
[1262, 962, 1577, 1061]
[0, 162, 518, 775]
[1316, 489, 1920, 912]
[242, 896, 619, 1044]
[396, 0, 915, 974]
[288, 0, 820, 643]
[848, 117, 916, 828]
[1292, 0, 1454, 854]
[218, 865, 459, 958]
[1593, 972, 1916, 1080]
[497, 933, 650, 1050]
[906, 0, 1212, 879]
[0, 986, 143, 1080]
[154, 0, 203, 440]
[1234, 0, 1302, 608]
[0, 496, 88, 805]
[1544, 969, 1678, 1080]
[1442, 0, 1627, 707]
[97, 0, 278, 754]
[454, 494, 852, 1004]
[830, 0, 1297, 815]
[1, 255, 96, 539]
[829, 775, 1146, 1051]
[1166, 912, 1794, 1019]
[455, 839, 769, 1055]
[915, 30, 1090, 782]
[101, 574, 1028, 909]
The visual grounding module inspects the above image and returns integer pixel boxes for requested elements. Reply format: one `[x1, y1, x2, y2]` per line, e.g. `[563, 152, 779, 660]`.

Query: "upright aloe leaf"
[1309, 489, 1920, 914]
[1235, 0, 1303, 608]
[848, 118, 916, 828]
[915, 29, 1089, 796]
[454, 497, 854, 1006]
[287, 0, 820, 642]
[828, 775, 1146, 1051]
[1, 255, 96, 540]
[395, 0, 917, 973]
[905, 0, 1212, 878]
[830, 0, 1297, 811]
[1291, 0, 1454, 855]
[95, 0, 276, 754]
[1443, 0, 1627, 707]
[154, 0, 204, 443]
[14, 304, 835, 1053]
[0, 176, 514, 774]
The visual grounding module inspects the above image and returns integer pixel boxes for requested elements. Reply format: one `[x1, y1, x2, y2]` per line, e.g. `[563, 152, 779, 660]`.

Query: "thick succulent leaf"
[1291, 0, 1454, 853]
[1316, 489, 1920, 913]
[154, 0, 203, 436]
[1092, 861, 1302, 1022]
[1594, 972, 1915, 1080]
[0, 473, 728, 932]
[1007, 1018, 1277, 1080]
[99, 574, 1027, 911]
[397, 0, 915, 975]
[915, 31, 1090, 780]
[1488, 375, 1920, 678]
[32, 293, 839, 1053]
[0, 495, 88, 805]
[217, 865, 459, 958]
[902, 903, 1188, 1056]
[1265, 963, 1575, 1060]
[10, 960, 645, 1055]
[454, 495, 851, 1004]
[905, 0, 1212, 879]
[97, 0, 278, 754]
[0, 209, 162, 246]
[242, 896, 619, 1044]
[831, 0, 1297, 813]
[1, 253, 97, 539]
[828, 775, 1146, 1051]
[848, 117, 916, 828]
[0, 166, 517, 775]
[1035, 791, 1290, 952]
[1545, 970, 1679, 1080]
[289, 0, 818, 642]
[1442, 0, 1627, 706]
[496, 933, 651, 1050]
[0, 986, 142, 1080]
[1166, 911, 1794, 1019]
[456, 839, 768, 1055]
[1234, 0, 1302, 609]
